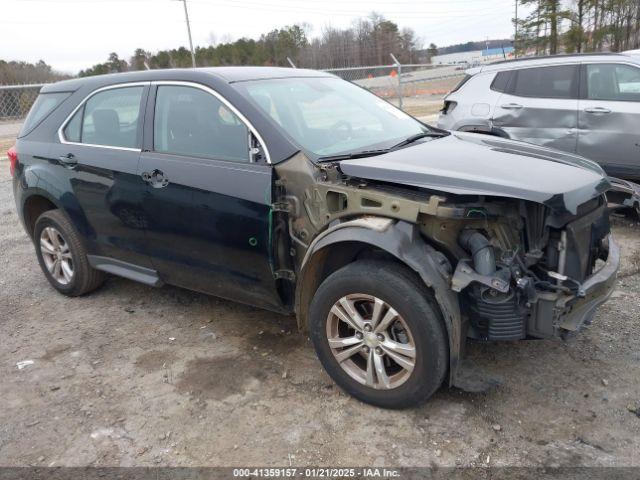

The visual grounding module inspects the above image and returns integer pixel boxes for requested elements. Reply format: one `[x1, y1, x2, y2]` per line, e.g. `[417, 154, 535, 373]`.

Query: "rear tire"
[34, 209, 105, 296]
[309, 260, 448, 409]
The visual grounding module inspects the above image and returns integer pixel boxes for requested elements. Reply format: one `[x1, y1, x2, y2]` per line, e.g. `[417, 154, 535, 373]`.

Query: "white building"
[432, 47, 515, 66]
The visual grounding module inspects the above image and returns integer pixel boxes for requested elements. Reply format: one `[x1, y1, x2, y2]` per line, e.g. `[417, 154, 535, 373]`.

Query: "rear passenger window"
[153, 85, 249, 162]
[511, 65, 578, 99]
[490, 71, 513, 92]
[65, 86, 144, 148]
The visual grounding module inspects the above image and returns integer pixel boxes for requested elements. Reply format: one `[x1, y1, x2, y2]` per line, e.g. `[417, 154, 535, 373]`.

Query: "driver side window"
[153, 85, 250, 162]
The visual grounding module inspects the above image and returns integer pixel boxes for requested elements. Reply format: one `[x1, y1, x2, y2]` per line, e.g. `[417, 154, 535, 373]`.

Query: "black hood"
[339, 132, 611, 214]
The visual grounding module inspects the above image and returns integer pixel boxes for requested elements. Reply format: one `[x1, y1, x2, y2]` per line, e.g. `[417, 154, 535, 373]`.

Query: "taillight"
[7, 145, 18, 177]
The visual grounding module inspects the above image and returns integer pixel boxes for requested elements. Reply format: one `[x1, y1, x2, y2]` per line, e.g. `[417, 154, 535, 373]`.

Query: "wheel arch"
[19, 184, 95, 245]
[21, 191, 62, 239]
[295, 217, 464, 384]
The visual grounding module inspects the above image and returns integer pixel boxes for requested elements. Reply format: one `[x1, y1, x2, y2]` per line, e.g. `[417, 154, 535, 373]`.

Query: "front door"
[492, 64, 579, 153]
[50, 83, 153, 269]
[138, 83, 281, 310]
[577, 62, 640, 179]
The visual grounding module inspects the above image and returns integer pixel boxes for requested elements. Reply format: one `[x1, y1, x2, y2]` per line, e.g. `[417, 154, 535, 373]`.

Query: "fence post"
[390, 53, 402, 110]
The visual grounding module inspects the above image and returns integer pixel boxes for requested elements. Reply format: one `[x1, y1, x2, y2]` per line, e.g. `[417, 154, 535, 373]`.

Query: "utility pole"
[514, 0, 519, 58]
[175, 0, 196, 68]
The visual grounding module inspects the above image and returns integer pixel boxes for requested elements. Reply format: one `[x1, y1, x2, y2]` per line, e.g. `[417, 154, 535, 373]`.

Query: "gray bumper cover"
[557, 234, 620, 331]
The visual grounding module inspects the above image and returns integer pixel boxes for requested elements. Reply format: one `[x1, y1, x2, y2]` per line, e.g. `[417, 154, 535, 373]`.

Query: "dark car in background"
[11, 67, 619, 408]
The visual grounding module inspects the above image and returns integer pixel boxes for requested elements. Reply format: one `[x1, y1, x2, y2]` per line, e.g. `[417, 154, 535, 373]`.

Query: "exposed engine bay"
[274, 151, 618, 347]
[446, 197, 611, 340]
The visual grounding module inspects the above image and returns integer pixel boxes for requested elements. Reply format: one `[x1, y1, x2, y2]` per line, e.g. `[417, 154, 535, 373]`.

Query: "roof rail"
[489, 52, 623, 66]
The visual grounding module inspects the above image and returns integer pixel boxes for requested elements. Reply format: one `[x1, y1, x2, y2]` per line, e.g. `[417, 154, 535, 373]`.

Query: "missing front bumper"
[530, 234, 620, 336]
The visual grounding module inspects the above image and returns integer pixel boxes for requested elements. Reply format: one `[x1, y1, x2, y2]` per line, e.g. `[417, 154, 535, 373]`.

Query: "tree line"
[517, 0, 640, 55]
[79, 14, 424, 77]
[0, 60, 69, 85]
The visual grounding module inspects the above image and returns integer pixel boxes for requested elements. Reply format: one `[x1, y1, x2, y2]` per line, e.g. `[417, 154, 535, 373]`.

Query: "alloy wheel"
[39, 226, 74, 285]
[326, 294, 416, 390]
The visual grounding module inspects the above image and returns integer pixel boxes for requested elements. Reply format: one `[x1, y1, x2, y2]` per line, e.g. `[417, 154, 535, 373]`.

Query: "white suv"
[437, 53, 640, 181]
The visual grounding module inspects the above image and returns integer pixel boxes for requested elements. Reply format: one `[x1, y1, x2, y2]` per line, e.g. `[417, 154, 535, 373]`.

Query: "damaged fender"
[296, 216, 465, 385]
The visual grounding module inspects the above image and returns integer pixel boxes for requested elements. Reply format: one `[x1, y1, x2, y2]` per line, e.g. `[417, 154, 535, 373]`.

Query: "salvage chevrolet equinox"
[11, 67, 619, 408]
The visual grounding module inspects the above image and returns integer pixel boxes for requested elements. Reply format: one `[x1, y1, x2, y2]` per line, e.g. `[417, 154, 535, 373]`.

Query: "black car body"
[11, 67, 619, 408]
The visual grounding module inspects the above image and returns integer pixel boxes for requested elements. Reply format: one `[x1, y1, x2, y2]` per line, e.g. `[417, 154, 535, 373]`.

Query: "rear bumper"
[532, 235, 620, 334]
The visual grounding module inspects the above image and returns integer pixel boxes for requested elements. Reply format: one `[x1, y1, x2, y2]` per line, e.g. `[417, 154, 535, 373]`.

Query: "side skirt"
[87, 255, 163, 287]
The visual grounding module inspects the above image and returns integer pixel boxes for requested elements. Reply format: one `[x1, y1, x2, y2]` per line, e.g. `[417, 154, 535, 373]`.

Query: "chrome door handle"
[584, 107, 612, 114]
[500, 103, 523, 110]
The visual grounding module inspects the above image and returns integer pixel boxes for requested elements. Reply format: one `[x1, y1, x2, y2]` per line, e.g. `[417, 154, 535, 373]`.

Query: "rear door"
[137, 82, 281, 310]
[492, 64, 579, 153]
[50, 83, 153, 269]
[577, 62, 640, 179]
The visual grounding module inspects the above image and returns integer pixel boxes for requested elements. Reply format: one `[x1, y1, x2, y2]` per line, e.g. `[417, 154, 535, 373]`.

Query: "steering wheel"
[329, 120, 353, 142]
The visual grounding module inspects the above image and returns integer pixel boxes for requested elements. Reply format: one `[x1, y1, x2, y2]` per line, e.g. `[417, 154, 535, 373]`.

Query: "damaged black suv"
[12, 67, 619, 408]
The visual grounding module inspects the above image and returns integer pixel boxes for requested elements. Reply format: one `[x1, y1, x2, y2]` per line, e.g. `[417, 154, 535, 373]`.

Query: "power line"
[7, 0, 516, 23]
[11, 0, 514, 14]
[11, 0, 514, 3]
[187, 0, 515, 17]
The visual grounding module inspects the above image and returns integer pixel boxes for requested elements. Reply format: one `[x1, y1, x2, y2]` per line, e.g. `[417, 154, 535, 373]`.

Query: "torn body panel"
[273, 153, 465, 383]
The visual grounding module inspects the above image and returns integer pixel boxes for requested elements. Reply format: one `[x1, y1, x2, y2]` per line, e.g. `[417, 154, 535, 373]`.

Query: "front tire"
[34, 209, 105, 296]
[309, 260, 448, 409]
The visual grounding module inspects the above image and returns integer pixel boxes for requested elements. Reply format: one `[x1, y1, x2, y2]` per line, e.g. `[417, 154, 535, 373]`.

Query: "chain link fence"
[0, 61, 464, 138]
[0, 84, 44, 121]
[0, 84, 44, 142]
[323, 62, 464, 119]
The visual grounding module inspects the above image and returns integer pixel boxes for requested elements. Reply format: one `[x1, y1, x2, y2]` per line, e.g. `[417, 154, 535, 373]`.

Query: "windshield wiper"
[317, 130, 449, 162]
[389, 131, 447, 151]
[317, 149, 390, 162]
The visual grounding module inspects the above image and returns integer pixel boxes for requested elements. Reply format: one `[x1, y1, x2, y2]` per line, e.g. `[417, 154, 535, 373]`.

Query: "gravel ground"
[0, 157, 639, 468]
[0, 138, 15, 155]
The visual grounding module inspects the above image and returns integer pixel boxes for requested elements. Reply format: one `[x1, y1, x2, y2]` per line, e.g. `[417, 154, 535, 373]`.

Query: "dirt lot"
[0, 157, 639, 468]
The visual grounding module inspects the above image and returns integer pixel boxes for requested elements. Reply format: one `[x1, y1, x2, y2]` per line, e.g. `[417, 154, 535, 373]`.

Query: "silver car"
[437, 53, 640, 180]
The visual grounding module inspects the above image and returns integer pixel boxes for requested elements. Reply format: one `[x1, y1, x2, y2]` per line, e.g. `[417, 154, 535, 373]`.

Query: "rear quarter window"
[490, 71, 514, 92]
[19, 92, 70, 137]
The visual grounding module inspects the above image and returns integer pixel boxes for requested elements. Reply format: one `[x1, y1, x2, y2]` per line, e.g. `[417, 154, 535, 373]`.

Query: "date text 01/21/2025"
[232, 467, 401, 477]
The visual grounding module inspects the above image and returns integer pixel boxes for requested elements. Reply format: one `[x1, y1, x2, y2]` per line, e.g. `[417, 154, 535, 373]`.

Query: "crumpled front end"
[449, 196, 619, 341]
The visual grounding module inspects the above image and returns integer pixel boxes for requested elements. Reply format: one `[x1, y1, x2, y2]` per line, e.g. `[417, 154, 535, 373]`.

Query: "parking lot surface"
[1, 158, 639, 467]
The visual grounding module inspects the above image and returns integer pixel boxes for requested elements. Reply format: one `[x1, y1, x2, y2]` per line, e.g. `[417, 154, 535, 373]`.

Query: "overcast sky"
[2, 0, 520, 74]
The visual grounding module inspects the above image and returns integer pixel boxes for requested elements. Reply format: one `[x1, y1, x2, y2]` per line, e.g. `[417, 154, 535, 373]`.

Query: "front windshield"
[236, 77, 427, 157]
